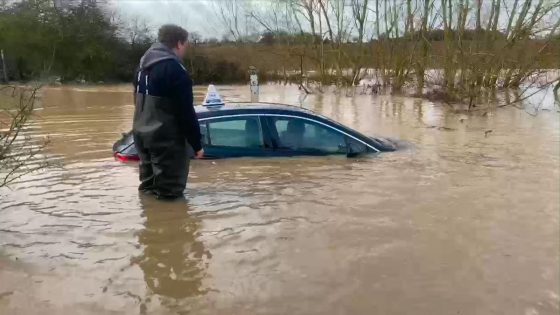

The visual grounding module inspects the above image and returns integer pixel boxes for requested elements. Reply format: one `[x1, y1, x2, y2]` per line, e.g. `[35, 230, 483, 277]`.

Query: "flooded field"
[0, 84, 558, 314]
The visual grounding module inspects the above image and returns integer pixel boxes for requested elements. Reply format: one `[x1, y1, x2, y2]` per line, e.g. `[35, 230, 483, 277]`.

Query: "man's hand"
[194, 149, 204, 159]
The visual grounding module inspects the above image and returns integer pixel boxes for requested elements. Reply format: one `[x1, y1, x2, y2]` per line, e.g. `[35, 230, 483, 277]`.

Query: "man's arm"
[170, 63, 203, 154]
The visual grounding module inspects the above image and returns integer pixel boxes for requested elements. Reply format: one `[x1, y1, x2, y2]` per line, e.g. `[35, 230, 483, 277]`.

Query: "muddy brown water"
[0, 84, 558, 315]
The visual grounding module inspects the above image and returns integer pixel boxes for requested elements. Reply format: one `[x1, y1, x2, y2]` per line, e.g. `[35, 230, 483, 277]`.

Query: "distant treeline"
[0, 0, 147, 82]
[0, 0, 284, 84]
[1, 0, 559, 97]
[0, 0, 252, 84]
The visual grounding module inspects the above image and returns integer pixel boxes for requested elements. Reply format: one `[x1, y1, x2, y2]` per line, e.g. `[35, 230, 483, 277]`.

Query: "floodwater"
[0, 84, 558, 315]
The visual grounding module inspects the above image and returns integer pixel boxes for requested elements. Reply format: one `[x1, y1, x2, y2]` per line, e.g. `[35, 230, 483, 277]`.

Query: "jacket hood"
[139, 42, 182, 70]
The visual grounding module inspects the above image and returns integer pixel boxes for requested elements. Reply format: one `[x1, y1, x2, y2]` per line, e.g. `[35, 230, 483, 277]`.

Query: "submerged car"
[113, 102, 397, 161]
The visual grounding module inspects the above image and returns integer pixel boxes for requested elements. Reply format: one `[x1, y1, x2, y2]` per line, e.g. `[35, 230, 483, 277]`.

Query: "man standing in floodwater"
[133, 24, 204, 199]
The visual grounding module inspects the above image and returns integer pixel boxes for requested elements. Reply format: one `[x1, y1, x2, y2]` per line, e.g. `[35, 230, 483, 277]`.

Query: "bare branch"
[0, 84, 50, 188]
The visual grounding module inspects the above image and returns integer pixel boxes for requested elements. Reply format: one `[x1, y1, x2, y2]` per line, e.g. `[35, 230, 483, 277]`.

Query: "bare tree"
[302, 0, 318, 38]
[206, 0, 558, 105]
[289, 0, 328, 84]
[416, 0, 433, 94]
[0, 85, 49, 188]
[123, 15, 151, 45]
[475, 0, 483, 31]
[215, 0, 254, 43]
[249, 0, 303, 84]
[349, 0, 370, 85]
[374, 0, 380, 38]
[216, 0, 242, 42]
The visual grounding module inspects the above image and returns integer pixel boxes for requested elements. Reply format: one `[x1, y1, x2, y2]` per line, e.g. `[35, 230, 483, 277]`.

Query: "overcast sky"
[109, 0, 225, 38]
[107, 0, 560, 40]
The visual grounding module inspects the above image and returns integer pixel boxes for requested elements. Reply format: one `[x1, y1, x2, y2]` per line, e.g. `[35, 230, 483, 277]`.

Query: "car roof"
[195, 102, 315, 118]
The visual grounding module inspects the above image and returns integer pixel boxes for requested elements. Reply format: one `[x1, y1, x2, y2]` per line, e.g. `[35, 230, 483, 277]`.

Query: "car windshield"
[312, 113, 370, 138]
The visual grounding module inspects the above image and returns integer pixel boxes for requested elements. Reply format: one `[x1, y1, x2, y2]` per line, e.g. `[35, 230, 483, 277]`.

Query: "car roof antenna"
[203, 84, 225, 107]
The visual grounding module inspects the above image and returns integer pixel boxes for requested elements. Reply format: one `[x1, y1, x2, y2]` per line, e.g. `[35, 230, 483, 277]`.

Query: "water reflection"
[137, 194, 211, 301]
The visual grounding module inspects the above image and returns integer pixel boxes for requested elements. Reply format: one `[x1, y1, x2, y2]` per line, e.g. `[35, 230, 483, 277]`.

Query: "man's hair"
[158, 24, 189, 49]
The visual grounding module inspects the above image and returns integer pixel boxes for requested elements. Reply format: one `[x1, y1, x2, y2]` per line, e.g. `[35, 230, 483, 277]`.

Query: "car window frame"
[199, 113, 380, 154]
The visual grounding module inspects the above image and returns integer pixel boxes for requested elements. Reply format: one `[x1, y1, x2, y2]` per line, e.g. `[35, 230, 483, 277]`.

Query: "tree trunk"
[1, 49, 7, 83]
[505, 0, 520, 38]
[475, 0, 482, 31]
[416, 0, 431, 95]
[375, 0, 380, 38]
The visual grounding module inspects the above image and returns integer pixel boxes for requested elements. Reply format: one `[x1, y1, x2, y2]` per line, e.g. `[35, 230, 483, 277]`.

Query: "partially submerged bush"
[0, 85, 49, 188]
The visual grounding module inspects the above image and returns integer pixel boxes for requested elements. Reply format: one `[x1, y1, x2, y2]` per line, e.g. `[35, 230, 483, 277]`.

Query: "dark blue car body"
[113, 102, 397, 161]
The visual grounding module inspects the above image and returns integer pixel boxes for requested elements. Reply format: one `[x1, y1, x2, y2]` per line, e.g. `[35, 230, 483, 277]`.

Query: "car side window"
[272, 117, 346, 154]
[207, 117, 263, 148]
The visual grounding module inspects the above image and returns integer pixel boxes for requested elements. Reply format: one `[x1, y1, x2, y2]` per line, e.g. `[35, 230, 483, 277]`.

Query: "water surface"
[0, 84, 558, 314]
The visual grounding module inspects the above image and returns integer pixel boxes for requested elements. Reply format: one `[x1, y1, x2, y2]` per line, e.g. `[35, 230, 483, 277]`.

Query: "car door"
[200, 115, 272, 158]
[264, 116, 349, 156]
